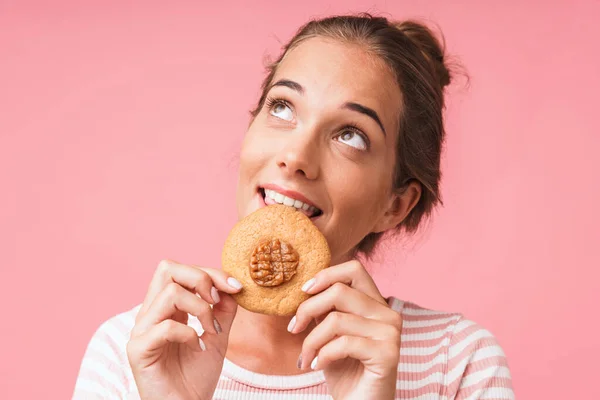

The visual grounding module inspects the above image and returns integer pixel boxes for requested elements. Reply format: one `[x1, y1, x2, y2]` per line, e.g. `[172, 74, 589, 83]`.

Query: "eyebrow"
[271, 79, 305, 95]
[269, 79, 387, 137]
[342, 102, 386, 136]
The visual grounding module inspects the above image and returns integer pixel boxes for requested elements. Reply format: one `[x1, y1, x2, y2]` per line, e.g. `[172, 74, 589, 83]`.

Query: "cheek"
[325, 164, 390, 238]
[329, 165, 385, 209]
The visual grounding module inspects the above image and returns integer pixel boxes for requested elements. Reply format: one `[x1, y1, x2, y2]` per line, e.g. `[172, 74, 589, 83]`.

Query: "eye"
[266, 98, 293, 121]
[337, 129, 368, 150]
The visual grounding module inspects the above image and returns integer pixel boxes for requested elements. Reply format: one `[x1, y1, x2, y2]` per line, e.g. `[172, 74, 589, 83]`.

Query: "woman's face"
[237, 38, 409, 263]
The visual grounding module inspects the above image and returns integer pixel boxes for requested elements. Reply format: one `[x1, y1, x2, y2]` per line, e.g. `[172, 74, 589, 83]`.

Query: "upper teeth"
[264, 189, 319, 214]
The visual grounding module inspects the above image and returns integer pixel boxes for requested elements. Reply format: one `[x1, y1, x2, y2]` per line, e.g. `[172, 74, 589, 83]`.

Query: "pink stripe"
[395, 382, 445, 398]
[84, 348, 124, 370]
[401, 320, 457, 335]
[401, 313, 456, 321]
[455, 377, 513, 399]
[396, 376, 512, 399]
[396, 362, 446, 381]
[463, 356, 509, 374]
[75, 368, 123, 396]
[449, 337, 502, 367]
[112, 315, 133, 334]
[215, 378, 329, 394]
[72, 387, 107, 400]
[401, 332, 454, 348]
[396, 348, 450, 363]
[446, 355, 509, 394]
[92, 327, 127, 359]
[449, 322, 484, 343]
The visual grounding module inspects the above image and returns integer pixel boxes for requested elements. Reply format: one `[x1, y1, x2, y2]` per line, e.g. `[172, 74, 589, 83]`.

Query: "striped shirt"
[73, 297, 514, 399]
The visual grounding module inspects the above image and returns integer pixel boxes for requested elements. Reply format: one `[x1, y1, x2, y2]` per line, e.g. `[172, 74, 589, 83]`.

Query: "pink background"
[1, 1, 599, 398]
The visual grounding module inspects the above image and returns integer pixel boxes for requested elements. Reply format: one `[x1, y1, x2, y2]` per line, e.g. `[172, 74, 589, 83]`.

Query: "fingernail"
[301, 278, 316, 293]
[213, 318, 222, 334]
[191, 321, 204, 337]
[227, 277, 243, 290]
[310, 356, 318, 370]
[199, 337, 207, 351]
[211, 286, 221, 304]
[287, 316, 296, 333]
[297, 354, 303, 369]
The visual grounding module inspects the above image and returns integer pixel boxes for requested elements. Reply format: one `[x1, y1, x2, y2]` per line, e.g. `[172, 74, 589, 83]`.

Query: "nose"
[276, 133, 320, 180]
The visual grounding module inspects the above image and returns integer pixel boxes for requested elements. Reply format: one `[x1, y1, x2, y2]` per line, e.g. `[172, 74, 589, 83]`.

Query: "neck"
[225, 249, 357, 374]
[227, 306, 314, 375]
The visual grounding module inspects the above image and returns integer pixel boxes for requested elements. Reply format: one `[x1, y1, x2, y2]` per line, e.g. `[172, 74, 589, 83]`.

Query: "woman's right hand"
[126, 259, 243, 400]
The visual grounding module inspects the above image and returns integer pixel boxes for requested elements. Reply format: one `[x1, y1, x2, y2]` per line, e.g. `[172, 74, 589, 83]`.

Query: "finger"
[291, 282, 401, 333]
[211, 292, 238, 335]
[300, 260, 385, 304]
[134, 282, 218, 336]
[139, 260, 243, 318]
[193, 292, 240, 353]
[127, 319, 204, 366]
[297, 311, 399, 369]
[308, 336, 399, 372]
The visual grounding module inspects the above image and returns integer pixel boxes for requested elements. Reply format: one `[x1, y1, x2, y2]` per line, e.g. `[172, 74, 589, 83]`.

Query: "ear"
[372, 181, 422, 233]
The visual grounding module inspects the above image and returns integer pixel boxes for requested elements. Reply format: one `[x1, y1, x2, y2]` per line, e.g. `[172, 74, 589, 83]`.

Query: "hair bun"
[395, 20, 451, 89]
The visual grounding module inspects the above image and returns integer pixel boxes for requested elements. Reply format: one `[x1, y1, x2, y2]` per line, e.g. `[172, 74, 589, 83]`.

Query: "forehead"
[273, 37, 402, 131]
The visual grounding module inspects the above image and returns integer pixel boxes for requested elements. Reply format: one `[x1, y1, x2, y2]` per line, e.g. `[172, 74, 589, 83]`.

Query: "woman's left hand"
[289, 260, 402, 400]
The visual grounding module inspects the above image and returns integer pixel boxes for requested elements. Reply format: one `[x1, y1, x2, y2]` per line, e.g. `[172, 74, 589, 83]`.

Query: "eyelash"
[264, 96, 371, 151]
[338, 122, 371, 150]
[265, 96, 292, 112]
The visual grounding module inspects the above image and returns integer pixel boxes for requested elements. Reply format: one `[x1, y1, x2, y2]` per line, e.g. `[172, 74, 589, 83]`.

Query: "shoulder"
[88, 303, 142, 354]
[388, 298, 514, 399]
[72, 304, 142, 399]
[444, 315, 513, 398]
[388, 297, 463, 338]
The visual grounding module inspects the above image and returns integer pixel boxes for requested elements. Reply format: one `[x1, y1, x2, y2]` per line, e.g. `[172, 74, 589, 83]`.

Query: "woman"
[73, 14, 514, 399]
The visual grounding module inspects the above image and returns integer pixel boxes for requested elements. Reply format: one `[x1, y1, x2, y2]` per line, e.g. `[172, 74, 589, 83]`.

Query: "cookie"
[221, 204, 331, 316]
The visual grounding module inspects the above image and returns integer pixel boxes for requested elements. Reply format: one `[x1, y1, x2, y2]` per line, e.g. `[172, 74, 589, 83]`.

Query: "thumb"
[212, 292, 238, 334]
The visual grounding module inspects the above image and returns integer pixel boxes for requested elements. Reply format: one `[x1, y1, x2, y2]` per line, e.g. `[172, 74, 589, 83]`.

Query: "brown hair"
[250, 13, 453, 255]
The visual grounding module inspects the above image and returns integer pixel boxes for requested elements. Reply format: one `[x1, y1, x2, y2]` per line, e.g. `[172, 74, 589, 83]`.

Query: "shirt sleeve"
[443, 318, 515, 399]
[72, 318, 137, 399]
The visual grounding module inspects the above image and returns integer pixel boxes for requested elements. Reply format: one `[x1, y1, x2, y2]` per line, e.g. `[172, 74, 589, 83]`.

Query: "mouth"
[258, 187, 323, 219]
